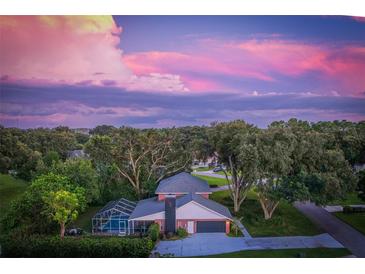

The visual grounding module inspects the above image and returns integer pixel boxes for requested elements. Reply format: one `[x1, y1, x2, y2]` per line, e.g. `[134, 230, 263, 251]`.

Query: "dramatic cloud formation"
[124, 38, 365, 95]
[0, 16, 188, 92]
[1, 16, 365, 128]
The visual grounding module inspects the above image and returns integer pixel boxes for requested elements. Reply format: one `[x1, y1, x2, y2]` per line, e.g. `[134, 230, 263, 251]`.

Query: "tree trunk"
[258, 196, 280, 220]
[60, 222, 65, 239]
[232, 191, 242, 213]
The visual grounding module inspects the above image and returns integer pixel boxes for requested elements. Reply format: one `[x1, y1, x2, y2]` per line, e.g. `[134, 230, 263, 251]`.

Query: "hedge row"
[0, 235, 154, 258]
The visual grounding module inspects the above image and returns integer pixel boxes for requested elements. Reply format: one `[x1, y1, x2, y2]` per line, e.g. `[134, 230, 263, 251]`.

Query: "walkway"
[153, 233, 343, 257]
[295, 201, 365, 258]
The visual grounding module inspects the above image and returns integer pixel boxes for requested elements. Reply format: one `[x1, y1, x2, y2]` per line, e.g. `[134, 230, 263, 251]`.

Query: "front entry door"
[187, 221, 194, 233]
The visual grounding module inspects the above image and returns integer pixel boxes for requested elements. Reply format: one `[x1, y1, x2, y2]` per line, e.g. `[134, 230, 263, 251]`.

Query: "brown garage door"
[196, 221, 226, 233]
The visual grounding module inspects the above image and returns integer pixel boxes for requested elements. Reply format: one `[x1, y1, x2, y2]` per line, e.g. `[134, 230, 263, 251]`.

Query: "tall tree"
[86, 127, 191, 198]
[210, 120, 259, 213]
[1, 173, 86, 237]
[43, 189, 83, 239]
[255, 127, 295, 219]
[278, 120, 357, 205]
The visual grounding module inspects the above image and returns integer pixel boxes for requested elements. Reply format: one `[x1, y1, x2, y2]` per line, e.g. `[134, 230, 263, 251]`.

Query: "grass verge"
[334, 212, 365, 235]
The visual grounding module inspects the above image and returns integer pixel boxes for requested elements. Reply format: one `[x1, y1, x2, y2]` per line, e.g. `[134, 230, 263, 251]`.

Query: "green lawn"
[334, 212, 365, 235]
[201, 248, 351, 258]
[329, 192, 364, 206]
[216, 171, 231, 176]
[211, 190, 321, 237]
[193, 174, 228, 186]
[193, 167, 213, 172]
[0, 174, 28, 216]
[73, 205, 103, 232]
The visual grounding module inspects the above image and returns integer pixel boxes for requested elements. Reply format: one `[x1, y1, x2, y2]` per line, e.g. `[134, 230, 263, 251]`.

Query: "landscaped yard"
[0, 174, 28, 216]
[201, 248, 351, 258]
[193, 174, 228, 186]
[211, 190, 321, 237]
[73, 205, 103, 232]
[334, 212, 365, 235]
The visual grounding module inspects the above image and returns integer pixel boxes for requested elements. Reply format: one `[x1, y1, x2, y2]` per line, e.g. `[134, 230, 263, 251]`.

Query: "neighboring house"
[92, 172, 233, 235]
[67, 149, 87, 159]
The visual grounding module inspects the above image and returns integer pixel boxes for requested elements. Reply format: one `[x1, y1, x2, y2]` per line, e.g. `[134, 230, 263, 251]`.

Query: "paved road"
[295, 201, 365, 258]
[153, 233, 343, 257]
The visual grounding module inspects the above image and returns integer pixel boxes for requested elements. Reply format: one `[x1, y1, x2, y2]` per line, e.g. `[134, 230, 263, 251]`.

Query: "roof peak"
[155, 172, 211, 194]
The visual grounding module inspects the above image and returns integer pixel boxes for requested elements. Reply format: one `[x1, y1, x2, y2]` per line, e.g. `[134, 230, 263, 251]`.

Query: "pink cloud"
[1, 16, 365, 95]
[123, 50, 275, 87]
[0, 16, 187, 93]
[124, 38, 365, 95]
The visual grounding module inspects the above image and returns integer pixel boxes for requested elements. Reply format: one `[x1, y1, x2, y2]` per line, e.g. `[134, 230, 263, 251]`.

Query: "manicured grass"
[216, 171, 231, 176]
[193, 167, 213, 172]
[0, 174, 28, 216]
[73, 205, 103, 232]
[329, 192, 364, 206]
[193, 174, 228, 186]
[201, 248, 351, 258]
[211, 190, 321, 237]
[334, 212, 365, 235]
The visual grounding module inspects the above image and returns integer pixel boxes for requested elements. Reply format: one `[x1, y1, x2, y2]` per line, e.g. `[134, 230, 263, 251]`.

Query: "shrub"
[0, 235, 154, 258]
[148, 223, 160, 242]
[166, 232, 174, 239]
[176, 227, 188, 238]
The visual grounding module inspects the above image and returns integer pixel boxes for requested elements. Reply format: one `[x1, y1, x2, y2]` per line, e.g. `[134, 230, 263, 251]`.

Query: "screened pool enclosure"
[92, 198, 136, 235]
[92, 198, 153, 235]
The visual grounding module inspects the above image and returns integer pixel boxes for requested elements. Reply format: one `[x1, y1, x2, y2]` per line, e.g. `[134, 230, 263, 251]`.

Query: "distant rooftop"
[155, 172, 211, 194]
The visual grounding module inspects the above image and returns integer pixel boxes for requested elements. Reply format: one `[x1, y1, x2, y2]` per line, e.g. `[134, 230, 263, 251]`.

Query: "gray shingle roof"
[155, 172, 211, 194]
[129, 193, 232, 220]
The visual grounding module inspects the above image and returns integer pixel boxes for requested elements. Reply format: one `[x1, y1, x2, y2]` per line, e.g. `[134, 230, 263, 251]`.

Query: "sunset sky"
[1, 15, 365, 128]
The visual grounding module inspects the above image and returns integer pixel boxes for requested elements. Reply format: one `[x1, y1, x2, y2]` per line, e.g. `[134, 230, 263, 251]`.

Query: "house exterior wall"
[226, 220, 230, 234]
[130, 201, 231, 234]
[131, 201, 229, 222]
[155, 218, 229, 233]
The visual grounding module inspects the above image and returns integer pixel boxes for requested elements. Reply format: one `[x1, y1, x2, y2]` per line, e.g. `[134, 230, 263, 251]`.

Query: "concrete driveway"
[295, 201, 365, 258]
[153, 233, 343, 257]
